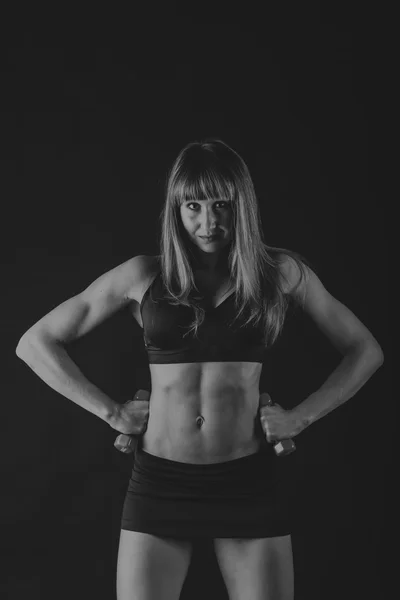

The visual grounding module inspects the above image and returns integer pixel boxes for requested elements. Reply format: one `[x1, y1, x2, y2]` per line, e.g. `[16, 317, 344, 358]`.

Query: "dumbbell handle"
[114, 389, 150, 454]
[260, 392, 296, 457]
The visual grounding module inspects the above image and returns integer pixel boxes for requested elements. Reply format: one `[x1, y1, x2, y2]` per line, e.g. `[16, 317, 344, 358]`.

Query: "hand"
[259, 395, 302, 442]
[109, 399, 150, 436]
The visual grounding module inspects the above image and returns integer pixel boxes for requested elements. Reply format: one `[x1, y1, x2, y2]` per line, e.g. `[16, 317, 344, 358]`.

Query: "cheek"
[180, 213, 194, 230]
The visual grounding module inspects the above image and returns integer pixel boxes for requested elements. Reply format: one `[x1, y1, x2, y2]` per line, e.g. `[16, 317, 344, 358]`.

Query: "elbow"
[16, 331, 63, 358]
[362, 341, 385, 366]
[373, 351, 384, 376]
[16, 333, 40, 359]
[16, 335, 31, 358]
[345, 340, 384, 366]
[367, 340, 384, 365]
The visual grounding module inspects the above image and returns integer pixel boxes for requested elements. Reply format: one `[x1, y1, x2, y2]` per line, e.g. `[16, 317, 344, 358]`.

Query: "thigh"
[117, 529, 193, 600]
[213, 535, 294, 600]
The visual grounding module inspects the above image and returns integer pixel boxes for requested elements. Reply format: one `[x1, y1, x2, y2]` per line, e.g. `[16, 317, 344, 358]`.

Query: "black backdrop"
[2, 6, 390, 600]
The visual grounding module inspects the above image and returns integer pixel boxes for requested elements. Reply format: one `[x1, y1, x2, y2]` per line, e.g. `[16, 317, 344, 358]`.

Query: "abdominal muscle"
[140, 361, 265, 464]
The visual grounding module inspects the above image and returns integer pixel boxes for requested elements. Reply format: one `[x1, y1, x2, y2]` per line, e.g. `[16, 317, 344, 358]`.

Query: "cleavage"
[194, 272, 233, 309]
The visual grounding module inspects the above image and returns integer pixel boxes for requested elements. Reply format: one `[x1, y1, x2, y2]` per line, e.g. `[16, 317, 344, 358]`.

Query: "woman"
[16, 139, 384, 600]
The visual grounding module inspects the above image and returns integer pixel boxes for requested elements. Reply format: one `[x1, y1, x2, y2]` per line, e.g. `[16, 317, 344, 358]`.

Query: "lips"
[200, 235, 220, 240]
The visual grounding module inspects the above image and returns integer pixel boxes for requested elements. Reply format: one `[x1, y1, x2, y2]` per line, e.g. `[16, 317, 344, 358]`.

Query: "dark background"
[1, 5, 390, 600]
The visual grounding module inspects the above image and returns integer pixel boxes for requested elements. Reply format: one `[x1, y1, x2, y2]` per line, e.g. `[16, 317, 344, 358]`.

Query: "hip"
[140, 420, 267, 464]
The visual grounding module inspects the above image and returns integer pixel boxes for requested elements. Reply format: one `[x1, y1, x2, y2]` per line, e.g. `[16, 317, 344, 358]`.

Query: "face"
[179, 198, 233, 268]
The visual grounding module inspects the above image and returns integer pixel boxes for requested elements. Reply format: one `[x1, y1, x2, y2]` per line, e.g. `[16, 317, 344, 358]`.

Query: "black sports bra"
[139, 270, 266, 364]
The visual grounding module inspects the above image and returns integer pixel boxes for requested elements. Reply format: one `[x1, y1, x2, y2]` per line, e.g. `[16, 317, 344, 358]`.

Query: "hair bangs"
[173, 165, 236, 206]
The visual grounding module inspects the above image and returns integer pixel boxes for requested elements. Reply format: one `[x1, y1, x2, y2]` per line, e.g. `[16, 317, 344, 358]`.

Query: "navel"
[196, 415, 205, 428]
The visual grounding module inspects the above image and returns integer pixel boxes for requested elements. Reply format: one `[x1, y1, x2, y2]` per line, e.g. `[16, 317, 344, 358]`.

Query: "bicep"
[20, 255, 146, 345]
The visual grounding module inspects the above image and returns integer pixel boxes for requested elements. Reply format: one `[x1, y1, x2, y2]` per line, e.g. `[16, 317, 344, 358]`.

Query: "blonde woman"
[16, 139, 384, 600]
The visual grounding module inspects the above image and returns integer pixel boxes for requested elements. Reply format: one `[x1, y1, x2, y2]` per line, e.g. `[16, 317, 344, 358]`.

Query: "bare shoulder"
[81, 253, 152, 303]
[127, 254, 160, 302]
[276, 252, 309, 298]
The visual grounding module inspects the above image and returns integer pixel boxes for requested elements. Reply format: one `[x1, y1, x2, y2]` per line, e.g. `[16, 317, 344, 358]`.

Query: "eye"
[187, 201, 228, 210]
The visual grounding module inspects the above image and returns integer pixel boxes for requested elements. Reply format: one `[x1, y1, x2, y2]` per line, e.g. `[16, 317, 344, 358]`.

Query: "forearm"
[292, 344, 384, 431]
[16, 335, 118, 424]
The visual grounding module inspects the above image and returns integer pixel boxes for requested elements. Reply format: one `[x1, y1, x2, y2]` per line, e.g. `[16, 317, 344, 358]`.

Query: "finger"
[258, 406, 276, 420]
[126, 400, 150, 410]
[259, 416, 271, 435]
[264, 431, 274, 443]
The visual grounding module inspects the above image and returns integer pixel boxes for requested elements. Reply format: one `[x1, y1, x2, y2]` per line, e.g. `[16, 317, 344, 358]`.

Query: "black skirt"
[121, 436, 292, 539]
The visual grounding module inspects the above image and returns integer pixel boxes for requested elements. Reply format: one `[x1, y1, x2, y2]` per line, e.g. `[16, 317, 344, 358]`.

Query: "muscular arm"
[280, 255, 384, 430]
[16, 255, 149, 423]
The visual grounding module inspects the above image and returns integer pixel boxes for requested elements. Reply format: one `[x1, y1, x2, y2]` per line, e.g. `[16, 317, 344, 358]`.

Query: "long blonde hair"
[157, 138, 315, 349]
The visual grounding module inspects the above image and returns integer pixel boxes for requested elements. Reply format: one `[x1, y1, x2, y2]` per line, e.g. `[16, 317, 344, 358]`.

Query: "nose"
[199, 208, 218, 231]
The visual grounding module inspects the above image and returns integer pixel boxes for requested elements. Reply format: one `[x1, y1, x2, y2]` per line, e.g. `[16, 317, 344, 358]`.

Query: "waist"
[141, 389, 266, 464]
[141, 432, 265, 464]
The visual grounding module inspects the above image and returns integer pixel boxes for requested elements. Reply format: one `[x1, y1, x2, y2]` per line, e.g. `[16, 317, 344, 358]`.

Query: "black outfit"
[120, 267, 291, 539]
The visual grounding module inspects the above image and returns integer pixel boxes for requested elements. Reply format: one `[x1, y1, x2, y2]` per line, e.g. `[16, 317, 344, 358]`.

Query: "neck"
[189, 243, 231, 274]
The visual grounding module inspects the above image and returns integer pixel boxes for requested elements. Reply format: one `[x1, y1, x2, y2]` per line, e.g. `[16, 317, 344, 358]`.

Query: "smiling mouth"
[200, 235, 220, 240]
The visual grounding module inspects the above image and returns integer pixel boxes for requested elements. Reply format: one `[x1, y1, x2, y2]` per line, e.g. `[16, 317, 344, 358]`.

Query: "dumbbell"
[259, 392, 296, 457]
[114, 389, 150, 454]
